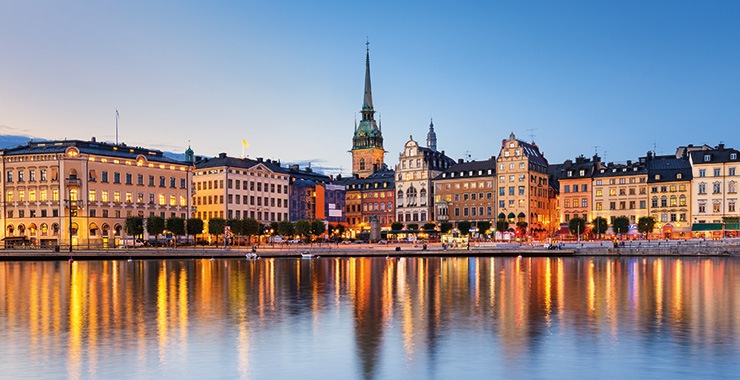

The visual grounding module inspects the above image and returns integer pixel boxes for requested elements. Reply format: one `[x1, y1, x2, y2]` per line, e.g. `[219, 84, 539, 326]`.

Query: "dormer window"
[704, 154, 711, 162]
[579, 170, 585, 176]
[567, 171, 573, 177]
[677, 173, 683, 179]
[655, 174, 661, 180]
[731, 153, 738, 160]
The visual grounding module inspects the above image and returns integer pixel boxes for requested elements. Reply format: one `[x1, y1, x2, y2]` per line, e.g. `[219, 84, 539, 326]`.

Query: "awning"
[554, 226, 571, 235]
[725, 223, 740, 231]
[691, 223, 724, 232]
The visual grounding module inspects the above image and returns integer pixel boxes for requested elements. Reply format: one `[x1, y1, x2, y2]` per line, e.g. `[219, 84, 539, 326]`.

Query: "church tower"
[426, 118, 437, 152]
[351, 42, 385, 178]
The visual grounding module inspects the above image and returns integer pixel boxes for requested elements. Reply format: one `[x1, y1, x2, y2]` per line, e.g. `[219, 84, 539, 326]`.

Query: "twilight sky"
[1, 1, 739, 175]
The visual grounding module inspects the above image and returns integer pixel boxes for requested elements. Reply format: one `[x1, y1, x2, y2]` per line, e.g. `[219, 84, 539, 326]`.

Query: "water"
[0, 256, 738, 379]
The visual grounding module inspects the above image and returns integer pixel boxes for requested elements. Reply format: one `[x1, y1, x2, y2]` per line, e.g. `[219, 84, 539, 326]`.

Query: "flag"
[241, 139, 249, 148]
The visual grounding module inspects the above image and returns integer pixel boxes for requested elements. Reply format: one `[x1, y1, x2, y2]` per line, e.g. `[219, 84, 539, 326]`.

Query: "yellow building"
[646, 153, 693, 238]
[193, 154, 289, 231]
[0, 139, 194, 248]
[495, 133, 550, 238]
[592, 159, 648, 232]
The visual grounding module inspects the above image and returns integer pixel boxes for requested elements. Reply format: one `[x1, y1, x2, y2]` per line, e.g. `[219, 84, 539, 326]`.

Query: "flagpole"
[115, 109, 119, 145]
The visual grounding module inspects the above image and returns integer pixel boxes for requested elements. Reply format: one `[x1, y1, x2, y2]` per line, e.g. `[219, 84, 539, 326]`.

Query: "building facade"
[689, 144, 740, 236]
[1, 139, 194, 248]
[646, 153, 692, 238]
[338, 168, 395, 236]
[434, 158, 497, 230]
[193, 154, 289, 233]
[592, 160, 648, 229]
[495, 133, 551, 238]
[395, 133, 454, 226]
[552, 155, 602, 225]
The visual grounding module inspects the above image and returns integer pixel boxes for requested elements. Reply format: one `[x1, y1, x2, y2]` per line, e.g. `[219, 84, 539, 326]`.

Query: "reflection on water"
[0, 257, 738, 379]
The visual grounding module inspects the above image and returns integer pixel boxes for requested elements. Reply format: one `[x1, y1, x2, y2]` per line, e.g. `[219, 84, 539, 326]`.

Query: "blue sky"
[1, 1, 739, 174]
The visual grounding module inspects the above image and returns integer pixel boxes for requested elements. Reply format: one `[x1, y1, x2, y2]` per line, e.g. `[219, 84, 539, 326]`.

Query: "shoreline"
[1, 242, 737, 261]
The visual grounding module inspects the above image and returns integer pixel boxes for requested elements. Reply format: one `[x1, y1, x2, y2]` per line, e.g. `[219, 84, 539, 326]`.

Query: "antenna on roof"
[465, 150, 472, 161]
[526, 128, 536, 142]
[593, 145, 599, 156]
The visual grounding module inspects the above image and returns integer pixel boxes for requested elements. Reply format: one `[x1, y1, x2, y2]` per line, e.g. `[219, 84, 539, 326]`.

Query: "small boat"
[301, 251, 317, 259]
[246, 252, 258, 260]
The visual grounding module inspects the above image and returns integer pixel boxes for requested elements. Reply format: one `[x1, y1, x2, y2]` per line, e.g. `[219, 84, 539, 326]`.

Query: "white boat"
[246, 252, 258, 260]
[300, 251, 317, 259]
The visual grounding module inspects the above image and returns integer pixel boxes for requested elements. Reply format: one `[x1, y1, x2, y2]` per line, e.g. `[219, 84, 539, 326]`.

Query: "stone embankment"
[0, 240, 737, 261]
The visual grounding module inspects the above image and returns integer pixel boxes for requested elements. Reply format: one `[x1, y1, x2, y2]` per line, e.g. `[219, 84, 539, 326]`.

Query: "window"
[704, 154, 711, 162]
[18, 171, 24, 182]
[125, 173, 132, 184]
[101, 171, 108, 182]
[730, 167, 736, 176]
[713, 182, 722, 194]
[114, 172, 121, 183]
[714, 168, 721, 177]
[731, 153, 738, 160]
[40, 169, 47, 181]
[138, 174, 144, 185]
[699, 169, 706, 177]
[582, 198, 588, 208]
[564, 185, 570, 193]
[698, 182, 706, 194]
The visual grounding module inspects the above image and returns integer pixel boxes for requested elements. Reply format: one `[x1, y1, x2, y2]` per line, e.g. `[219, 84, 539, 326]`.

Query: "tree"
[227, 219, 242, 245]
[458, 221, 471, 236]
[295, 219, 311, 240]
[476, 221, 491, 237]
[124, 216, 144, 237]
[146, 216, 165, 242]
[637, 216, 656, 238]
[208, 218, 226, 244]
[496, 220, 509, 233]
[439, 222, 453, 234]
[166, 217, 186, 246]
[516, 221, 529, 236]
[243, 218, 260, 245]
[612, 216, 630, 236]
[328, 223, 345, 239]
[310, 220, 326, 240]
[391, 222, 404, 231]
[568, 217, 586, 237]
[186, 218, 204, 243]
[277, 220, 294, 237]
[423, 222, 436, 232]
[591, 217, 608, 238]
[406, 223, 419, 231]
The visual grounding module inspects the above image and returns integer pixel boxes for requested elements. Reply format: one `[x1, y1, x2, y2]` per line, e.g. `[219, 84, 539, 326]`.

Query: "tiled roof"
[436, 158, 496, 180]
[646, 155, 693, 183]
[2, 139, 188, 165]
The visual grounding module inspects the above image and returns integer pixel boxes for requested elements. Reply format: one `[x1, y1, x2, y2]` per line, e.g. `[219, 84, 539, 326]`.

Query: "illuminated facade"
[592, 160, 648, 227]
[395, 133, 455, 226]
[688, 144, 740, 235]
[338, 168, 395, 236]
[193, 154, 289, 229]
[495, 133, 550, 237]
[351, 45, 385, 178]
[551, 155, 602, 224]
[434, 158, 497, 229]
[0, 139, 194, 248]
[645, 153, 693, 238]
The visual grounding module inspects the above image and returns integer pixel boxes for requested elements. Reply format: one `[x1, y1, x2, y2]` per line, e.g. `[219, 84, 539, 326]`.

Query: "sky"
[1, 1, 739, 175]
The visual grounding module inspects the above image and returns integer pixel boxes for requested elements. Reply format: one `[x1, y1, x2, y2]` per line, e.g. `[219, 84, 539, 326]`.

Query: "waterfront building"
[337, 167, 395, 237]
[194, 154, 289, 231]
[551, 155, 602, 226]
[351, 44, 385, 178]
[395, 127, 455, 226]
[285, 164, 331, 222]
[495, 133, 550, 239]
[0, 138, 194, 248]
[591, 159, 648, 230]
[434, 157, 497, 231]
[645, 152, 693, 238]
[688, 143, 740, 237]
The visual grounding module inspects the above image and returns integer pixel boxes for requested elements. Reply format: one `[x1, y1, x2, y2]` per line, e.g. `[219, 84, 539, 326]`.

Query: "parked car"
[120, 238, 145, 248]
[268, 236, 285, 243]
[288, 239, 301, 244]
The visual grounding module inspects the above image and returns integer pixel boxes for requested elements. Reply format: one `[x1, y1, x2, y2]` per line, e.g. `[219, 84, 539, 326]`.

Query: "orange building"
[434, 158, 497, 230]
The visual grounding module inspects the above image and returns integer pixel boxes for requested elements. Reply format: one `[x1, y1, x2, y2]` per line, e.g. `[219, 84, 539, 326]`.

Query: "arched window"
[359, 158, 366, 171]
[406, 187, 418, 206]
[114, 224, 123, 237]
[419, 188, 427, 206]
[698, 182, 706, 194]
[40, 223, 48, 236]
[101, 223, 110, 237]
[89, 222, 99, 237]
[18, 224, 26, 235]
[660, 196, 667, 207]
[6, 225, 14, 236]
[28, 223, 37, 236]
[679, 195, 687, 207]
[729, 181, 737, 193]
[669, 196, 677, 207]
[651, 196, 659, 208]
[71, 222, 79, 236]
[52, 223, 60, 236]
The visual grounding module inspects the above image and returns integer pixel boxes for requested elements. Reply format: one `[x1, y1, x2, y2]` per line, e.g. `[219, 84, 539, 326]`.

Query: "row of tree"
[123, 216, 331, 245]
[567, 216, 657, 238]
[390, 220, 528, 237]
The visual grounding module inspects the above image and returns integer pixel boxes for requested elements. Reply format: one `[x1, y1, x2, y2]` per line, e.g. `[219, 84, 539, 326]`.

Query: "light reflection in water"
[0, 257, 738, 379]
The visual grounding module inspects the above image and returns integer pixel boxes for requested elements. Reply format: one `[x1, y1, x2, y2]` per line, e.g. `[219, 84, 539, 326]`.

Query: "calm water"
[0, 256, 738, 379]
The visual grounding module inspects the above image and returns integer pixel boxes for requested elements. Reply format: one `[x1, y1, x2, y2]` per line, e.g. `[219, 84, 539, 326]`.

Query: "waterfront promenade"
[0, 239, 738, 260]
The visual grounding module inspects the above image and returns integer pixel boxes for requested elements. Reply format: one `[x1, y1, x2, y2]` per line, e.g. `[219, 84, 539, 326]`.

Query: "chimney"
[219, 152, 227, 159]
[458, 158, 464, 164]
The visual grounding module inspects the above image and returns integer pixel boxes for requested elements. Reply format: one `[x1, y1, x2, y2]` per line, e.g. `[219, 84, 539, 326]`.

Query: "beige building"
[395, 130, 454, 226]
[495, 133, 550, 238]
[1, 139, 194, 248]
[193, 154, 289, 232]
[592, 160, 648, 230]
[646, 153, 693, 238]
[434, 158, 497, 229]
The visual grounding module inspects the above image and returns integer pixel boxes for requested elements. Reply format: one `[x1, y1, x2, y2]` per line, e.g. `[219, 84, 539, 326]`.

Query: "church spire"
[427, 118, 437, 152]
[361, 40, 374, 118]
